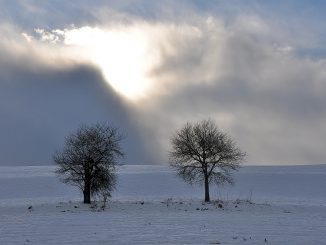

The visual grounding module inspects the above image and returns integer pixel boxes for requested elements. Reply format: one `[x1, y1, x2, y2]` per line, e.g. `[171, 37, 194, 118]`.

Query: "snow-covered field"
[1, 165, 326, 244]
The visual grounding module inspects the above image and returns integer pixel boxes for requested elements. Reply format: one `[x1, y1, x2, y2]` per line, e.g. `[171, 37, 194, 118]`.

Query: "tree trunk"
[83, 181, 91, 204]
[204, 175, 210, 202]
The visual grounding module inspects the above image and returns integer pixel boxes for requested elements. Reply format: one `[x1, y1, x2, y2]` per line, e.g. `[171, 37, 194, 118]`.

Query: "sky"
[0, 0, 326, 166]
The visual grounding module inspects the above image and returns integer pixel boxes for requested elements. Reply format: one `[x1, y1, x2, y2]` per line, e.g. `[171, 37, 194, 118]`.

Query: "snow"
[0, 164, 326, 244]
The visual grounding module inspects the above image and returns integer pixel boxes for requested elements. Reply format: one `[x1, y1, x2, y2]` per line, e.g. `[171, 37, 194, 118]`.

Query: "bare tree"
[54, 123, 124, 204]
[169, 119, 246, 202]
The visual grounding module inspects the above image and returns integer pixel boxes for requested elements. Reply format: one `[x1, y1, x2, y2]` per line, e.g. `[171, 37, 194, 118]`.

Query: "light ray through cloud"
[33, 25, 162, 101]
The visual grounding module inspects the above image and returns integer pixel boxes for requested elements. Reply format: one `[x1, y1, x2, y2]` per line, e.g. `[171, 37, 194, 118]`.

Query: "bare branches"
[53, 123, 124, 203]
[169, 119, 246, 201]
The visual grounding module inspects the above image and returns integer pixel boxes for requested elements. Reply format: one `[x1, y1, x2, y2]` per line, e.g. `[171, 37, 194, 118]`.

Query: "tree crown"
[170, 119, 246, 185]
[54, 123, 124, 197]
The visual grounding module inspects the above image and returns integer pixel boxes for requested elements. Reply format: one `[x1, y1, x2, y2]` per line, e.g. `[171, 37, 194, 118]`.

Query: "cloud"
[0, 24, 157, 165]
[122, 15, 326, 165]
[1, 1, 326, 165]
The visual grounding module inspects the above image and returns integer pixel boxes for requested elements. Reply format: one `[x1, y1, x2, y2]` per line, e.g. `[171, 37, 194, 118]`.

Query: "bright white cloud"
[32, 21, 223, 101]
[63, 25, 160, 100]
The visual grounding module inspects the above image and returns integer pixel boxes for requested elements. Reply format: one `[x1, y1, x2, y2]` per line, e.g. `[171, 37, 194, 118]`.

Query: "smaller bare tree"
[54, 123, 124, 204]
[170, 119, 246, 202]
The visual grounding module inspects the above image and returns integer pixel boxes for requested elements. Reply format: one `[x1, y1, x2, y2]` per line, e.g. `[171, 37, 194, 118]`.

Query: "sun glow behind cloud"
[60, 26, 160, 101]
[29, 20, 223, 102]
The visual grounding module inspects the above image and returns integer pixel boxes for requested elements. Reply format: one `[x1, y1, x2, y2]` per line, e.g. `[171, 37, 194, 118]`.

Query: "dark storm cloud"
[0, 49, 155, 165]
